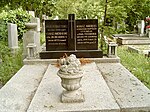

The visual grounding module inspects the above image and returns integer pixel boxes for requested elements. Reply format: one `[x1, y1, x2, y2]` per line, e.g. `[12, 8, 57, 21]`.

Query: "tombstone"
[23, 23, 37, 58]
[40, 14, 103, 59]
[137, 20, 145, 36]
[8, 23, 19, 53]
[28, 11, 35, 17]
[30, 18, 41, 53]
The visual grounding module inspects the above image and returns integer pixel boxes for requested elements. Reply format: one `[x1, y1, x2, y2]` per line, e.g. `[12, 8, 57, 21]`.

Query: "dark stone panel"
[45, 20, 68, 51]
[40, 50, 103, 59]
[76, 20, 98, 50]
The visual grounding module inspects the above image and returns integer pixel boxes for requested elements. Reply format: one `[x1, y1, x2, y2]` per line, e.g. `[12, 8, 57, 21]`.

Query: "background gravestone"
[40, 14, 103, 59]
[8, 23, 19, 53]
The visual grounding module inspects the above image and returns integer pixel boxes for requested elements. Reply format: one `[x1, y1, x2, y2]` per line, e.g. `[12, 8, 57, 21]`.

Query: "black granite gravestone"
[40, 14, 103, 59]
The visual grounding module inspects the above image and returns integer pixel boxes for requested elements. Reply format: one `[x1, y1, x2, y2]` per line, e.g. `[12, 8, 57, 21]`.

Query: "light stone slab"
[113, 34, 139, 38]
[97, 63, 150, 112]
[0, 65, 47, 112]
[27, 63, 120, 112]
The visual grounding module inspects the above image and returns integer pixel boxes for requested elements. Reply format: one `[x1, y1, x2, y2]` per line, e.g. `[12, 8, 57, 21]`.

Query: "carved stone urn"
[57, 54, 85, 103]
[25, 23, 37, 30]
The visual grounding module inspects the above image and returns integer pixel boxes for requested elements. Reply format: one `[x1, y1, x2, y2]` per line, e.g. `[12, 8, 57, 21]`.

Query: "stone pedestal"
[23, 23, 37, 58]
[30, 18, 41, 53]
[62, 89, 84, 103]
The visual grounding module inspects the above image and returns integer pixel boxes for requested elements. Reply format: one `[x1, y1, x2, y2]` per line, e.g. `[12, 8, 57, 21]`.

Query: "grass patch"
[0, 41, 23, 85]
[118, 46, 150, 89]
[40, 33, 45, 44]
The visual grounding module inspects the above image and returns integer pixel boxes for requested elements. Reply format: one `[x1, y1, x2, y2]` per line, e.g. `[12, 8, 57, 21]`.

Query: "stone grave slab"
[113, 34, 139, 38]
[128, 45, 150, 55]
[117, 36, 150, 45]
[40, 14, 103, 59]
[0, 65, 47, 112]
[97, 63, 150, 112]
[27, 63, 120, 112]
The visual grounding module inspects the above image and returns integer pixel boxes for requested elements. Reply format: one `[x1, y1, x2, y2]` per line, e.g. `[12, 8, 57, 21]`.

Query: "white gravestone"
[137, 20, 145, 36]
[8, 23, 19, 53]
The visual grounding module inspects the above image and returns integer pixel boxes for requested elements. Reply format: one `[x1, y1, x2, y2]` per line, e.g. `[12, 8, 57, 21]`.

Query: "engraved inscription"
[76, 23, 97, 45]
[45, 20, 68, 50]
[76, 20, 98, 50]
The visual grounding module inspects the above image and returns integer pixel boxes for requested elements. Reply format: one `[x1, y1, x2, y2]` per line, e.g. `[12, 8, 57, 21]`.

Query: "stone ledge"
[23, 56, 120, 65]
[0, 65, 47, 112]
[97, 63, 150, 112]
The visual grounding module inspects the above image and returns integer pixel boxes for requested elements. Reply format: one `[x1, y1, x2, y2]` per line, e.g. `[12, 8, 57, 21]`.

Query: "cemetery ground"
[0, 38, 150, 89]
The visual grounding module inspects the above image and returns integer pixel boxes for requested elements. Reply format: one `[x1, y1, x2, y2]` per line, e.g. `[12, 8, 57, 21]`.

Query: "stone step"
[27, 63, 120, 112]
[0, 65, 47, 112]
[97, 63, 150, 112]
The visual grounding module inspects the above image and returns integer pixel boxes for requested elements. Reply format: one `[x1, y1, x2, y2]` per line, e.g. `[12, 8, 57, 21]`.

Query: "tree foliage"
[0, 8, 30, 40]
[0, 0, 150, 34]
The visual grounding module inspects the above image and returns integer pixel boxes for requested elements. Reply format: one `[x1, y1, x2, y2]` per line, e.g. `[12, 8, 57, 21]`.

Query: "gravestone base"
[40, 50, 103, 59]
[11, 46, 19, 54]
[61, 89, 84, 103]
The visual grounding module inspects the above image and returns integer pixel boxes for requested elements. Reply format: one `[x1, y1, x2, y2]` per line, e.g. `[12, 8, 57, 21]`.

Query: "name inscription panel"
[45, 20, 68, 51]
[76, 20, 98, 50]
[45, 19, 98, 51]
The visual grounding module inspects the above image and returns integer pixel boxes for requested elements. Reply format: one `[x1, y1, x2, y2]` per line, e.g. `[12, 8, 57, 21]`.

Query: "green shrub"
[0, 41, 23, 85]
[0, 8, 31, 40]
[118, 46, 150, 89]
